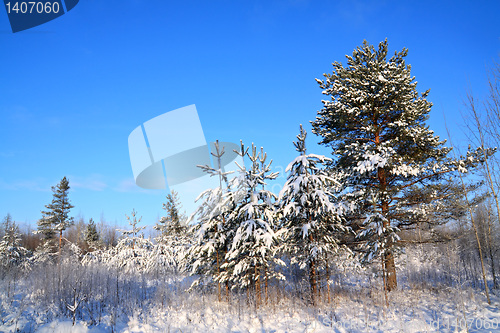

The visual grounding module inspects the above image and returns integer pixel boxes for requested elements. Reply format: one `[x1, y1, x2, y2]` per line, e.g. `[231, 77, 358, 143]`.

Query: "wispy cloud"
[113, 178, 163, 194]
[69, 174, 108, 192]
[114, 177, 151, 193]
[0, 178, 50, 192]
[0, 175, 156, 194]
[1, 174, 108, 192]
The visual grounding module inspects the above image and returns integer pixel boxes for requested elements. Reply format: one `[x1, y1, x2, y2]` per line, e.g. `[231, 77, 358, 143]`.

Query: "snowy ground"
[2, 284, 499, 332]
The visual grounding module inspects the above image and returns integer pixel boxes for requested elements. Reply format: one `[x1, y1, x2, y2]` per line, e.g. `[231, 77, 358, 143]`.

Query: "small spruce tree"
[151, 190, 188, 273]
[84, 218, 100, 250]
[112, 209, 153, 273]
[186, 141, 235, 298]
[279, 125, 348, 304]
[220, 143, 284, 305]
[155, 190, 187, 243]
[0, 214, 28, 269]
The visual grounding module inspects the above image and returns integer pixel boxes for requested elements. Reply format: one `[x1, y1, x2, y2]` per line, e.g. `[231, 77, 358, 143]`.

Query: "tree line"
[1, 40, 499, 309]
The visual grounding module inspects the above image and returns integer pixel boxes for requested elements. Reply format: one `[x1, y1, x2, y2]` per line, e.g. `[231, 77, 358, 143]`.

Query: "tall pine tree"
[35, 176, 74, 255]
[311, 40, 484, 291]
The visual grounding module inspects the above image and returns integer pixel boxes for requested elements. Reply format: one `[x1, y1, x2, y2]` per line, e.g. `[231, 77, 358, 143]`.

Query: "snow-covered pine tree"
[35, 176, 74, 255]
[186, 141, 235, 298]
[311, 39, 490, 291]
[155, 190, 187, 238]
[150, 190, 188, 274]
[84, 218, 100, 251]
[119, 209, 146, 244]
[35, 215, 55, 242]
[29, 241, 55, 267]
[0, 214, 28, 270]
[220, 143, 284, 305]
[112, 209, 153, 273]
[0, 213, 12, 238]
[1, 213, 13, 238]
[279, 125, 348, 305]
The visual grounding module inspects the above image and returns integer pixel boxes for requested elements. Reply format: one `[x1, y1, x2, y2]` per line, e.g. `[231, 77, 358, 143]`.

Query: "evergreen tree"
[311, 39, 488, 291]
[186, 141, 236, 298]
[118, 209, 146, 247]
[0, 214, 28, 269]
[220, 143, 284, 304]
[29, 241, 55, 267]
[0, 213, 12, 239]
[83, 211, 154, 273]
[151, 190, 188, 273]
[36, 214, 55, 241]
[154, 190, 187, 243]
[1, 213, 13, 237]
[35, 176, 74, 254]
[112, 209, 153, 273]
[84, 218, 100, 250]
[279, 125, 349, 304]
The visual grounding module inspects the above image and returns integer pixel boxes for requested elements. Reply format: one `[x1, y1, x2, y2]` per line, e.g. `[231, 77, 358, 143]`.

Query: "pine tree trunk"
[216, 250, 221, 302]
[381, 202, 397, 292]
[59, 229, 63, 261]
[325, 256, 331, 304]
[308, 223, 318, 305]
[255, 264, 261, 308]
[223, 247, 229, 301]
[381, 257, 389, 307]
[318, 264, 322, 302]
[310, 258, 317, 305]
[378, 151, 397, 292]
[264, 265, 269, 305]
[383, 250, 397, 292]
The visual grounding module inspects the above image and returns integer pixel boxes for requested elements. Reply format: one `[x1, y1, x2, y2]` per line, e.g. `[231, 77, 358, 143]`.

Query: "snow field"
[2, 269, 499, 333]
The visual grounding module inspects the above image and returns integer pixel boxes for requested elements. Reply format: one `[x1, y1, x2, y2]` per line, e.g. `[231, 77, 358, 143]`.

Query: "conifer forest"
[2, 40, 500, 332]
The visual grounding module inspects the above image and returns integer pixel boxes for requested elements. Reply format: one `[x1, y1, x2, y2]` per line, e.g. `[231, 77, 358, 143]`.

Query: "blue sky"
[1, 0, 499, 229]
